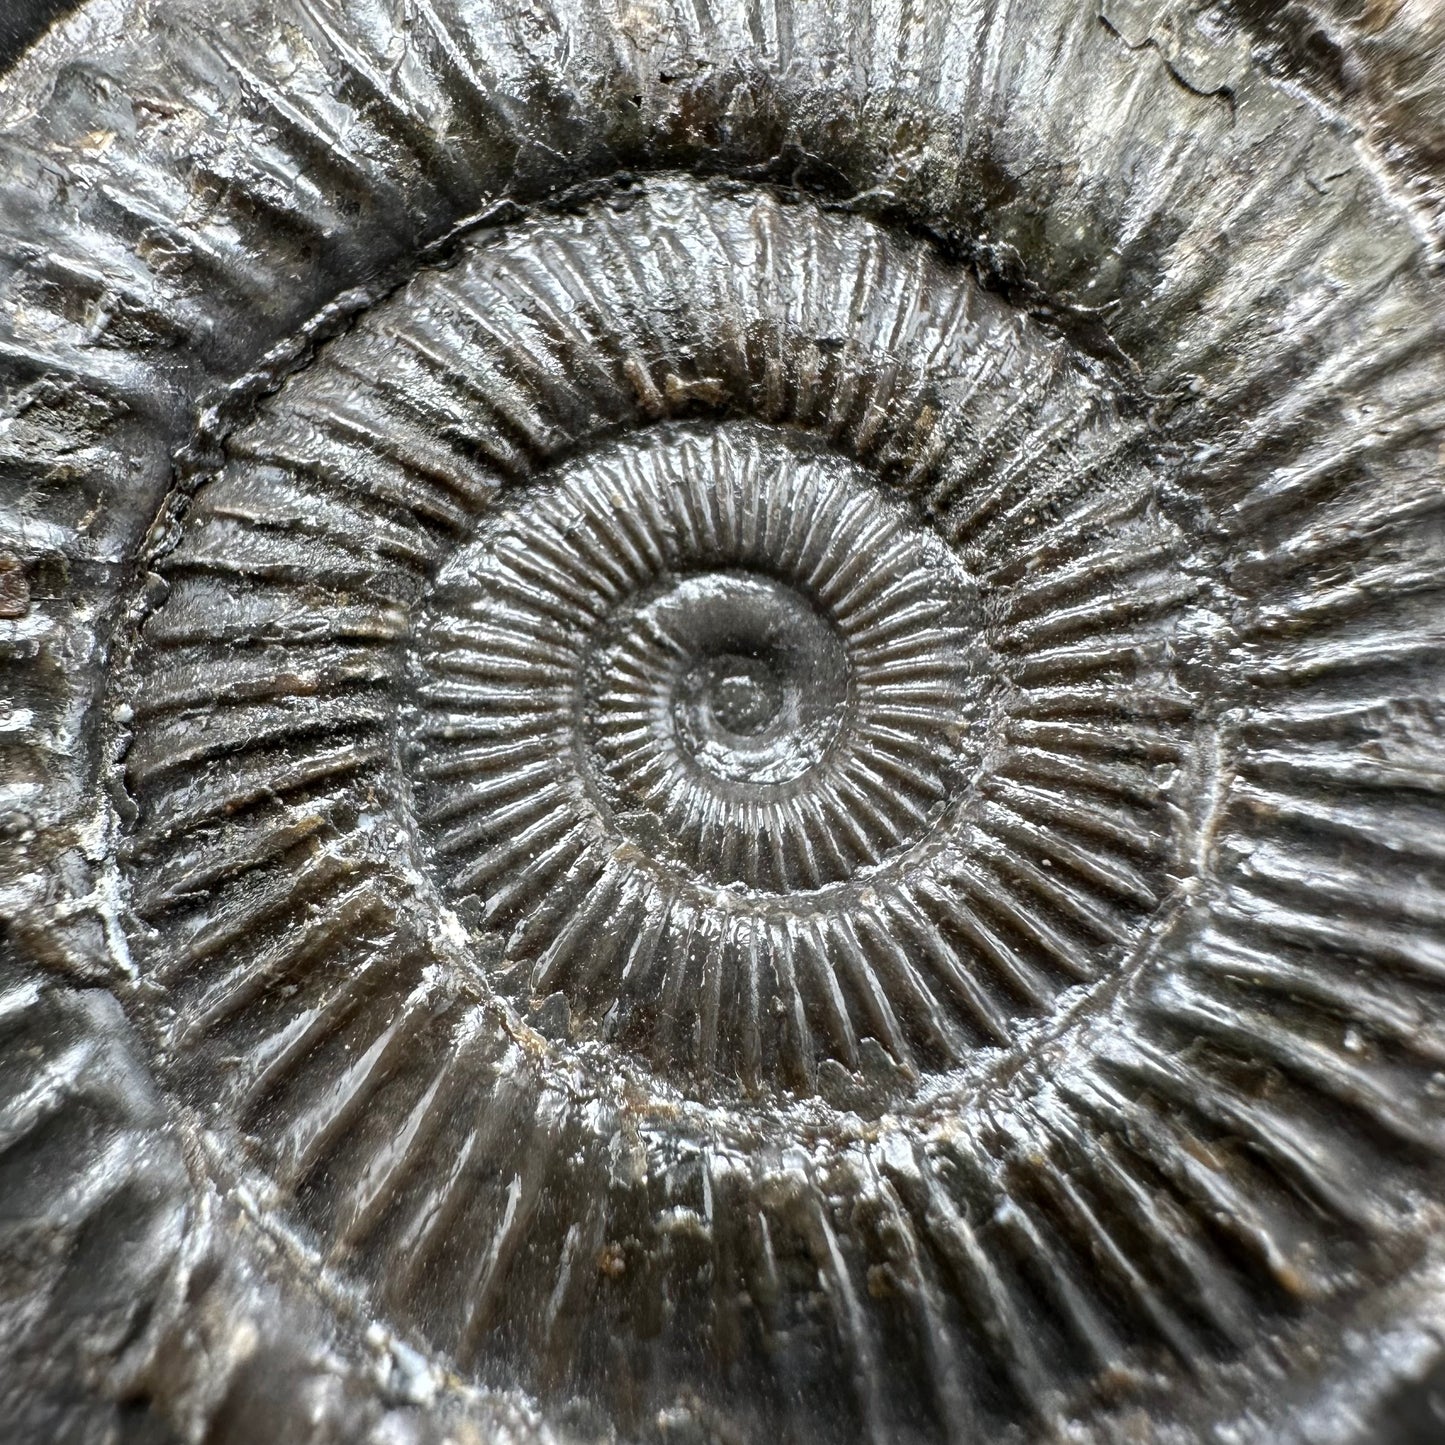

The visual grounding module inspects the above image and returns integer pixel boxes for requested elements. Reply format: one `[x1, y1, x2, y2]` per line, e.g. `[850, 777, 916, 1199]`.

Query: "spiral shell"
[3, 2, 1445, 1442]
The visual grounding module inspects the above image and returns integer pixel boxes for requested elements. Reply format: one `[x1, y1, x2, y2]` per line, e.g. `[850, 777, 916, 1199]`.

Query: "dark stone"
[2, 4, 1444, 1442]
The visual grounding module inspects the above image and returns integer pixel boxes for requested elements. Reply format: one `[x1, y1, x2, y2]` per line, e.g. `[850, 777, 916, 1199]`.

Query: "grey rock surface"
[2, 2, 1445, 1442]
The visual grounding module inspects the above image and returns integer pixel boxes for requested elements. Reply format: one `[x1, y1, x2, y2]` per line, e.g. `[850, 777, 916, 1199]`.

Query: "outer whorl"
[2, 4, 1444, 1444]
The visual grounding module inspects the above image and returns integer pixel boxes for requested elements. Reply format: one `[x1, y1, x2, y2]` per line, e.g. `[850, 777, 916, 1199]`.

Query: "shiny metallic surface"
[2, 3, 1445, 1442]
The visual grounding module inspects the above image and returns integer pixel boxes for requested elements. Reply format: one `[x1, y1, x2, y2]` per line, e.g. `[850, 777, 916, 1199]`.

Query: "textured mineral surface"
[2, 2, 1445, 1442]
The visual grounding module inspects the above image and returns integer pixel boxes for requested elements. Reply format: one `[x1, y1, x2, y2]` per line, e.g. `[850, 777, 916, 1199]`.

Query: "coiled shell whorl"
[2, 3, 1445, 1443]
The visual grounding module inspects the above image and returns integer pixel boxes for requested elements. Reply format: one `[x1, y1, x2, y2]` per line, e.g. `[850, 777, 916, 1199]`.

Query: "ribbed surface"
[108, 172, 1444, 1440]
[1, 0, 1442, 1441]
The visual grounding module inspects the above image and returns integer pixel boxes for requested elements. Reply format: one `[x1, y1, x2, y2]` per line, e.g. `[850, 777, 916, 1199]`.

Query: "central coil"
[411, 423, 983, 1089]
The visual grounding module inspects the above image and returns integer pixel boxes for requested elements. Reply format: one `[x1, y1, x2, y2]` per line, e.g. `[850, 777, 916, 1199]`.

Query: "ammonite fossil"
[3, 2, 1445, 1441]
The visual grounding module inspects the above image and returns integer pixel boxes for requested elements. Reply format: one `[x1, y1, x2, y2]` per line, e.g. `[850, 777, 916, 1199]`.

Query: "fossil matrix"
[2, 2, 1445, 1442]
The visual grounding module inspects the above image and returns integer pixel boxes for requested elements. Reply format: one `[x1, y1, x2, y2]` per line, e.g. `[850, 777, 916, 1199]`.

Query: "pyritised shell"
[2, 3, 1444, 1443]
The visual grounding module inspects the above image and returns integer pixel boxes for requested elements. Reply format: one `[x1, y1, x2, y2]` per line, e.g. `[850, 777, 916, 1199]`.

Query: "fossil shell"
[3, 2, 1445, 1443]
